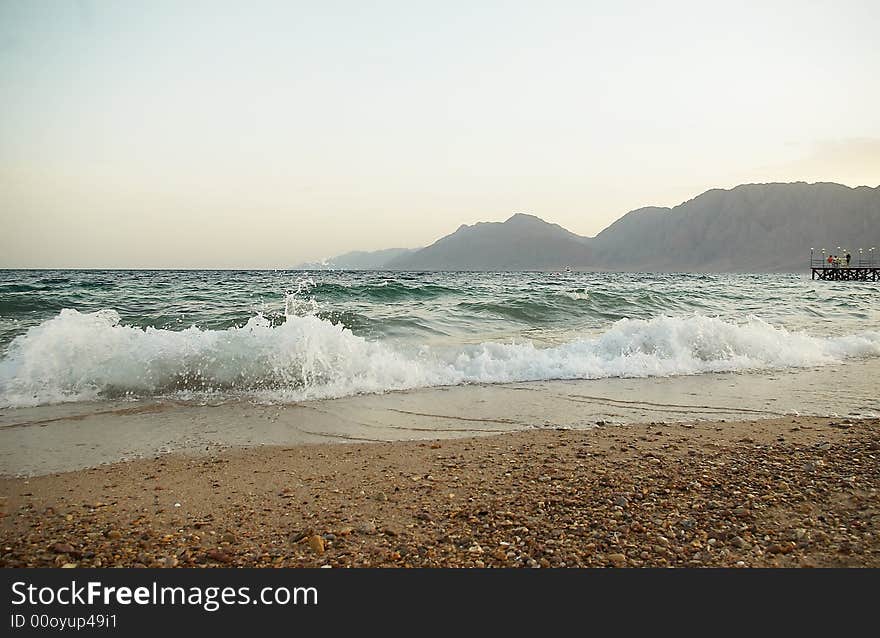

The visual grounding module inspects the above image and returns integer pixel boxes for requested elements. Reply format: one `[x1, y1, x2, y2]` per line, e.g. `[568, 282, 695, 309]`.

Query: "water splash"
[1, 309, 877, 408]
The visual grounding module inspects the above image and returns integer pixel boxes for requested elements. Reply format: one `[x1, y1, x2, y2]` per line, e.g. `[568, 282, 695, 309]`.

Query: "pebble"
[768, 542, 795, 555]
[731, 536, 750, 549]
[288, 530, 309, 545]
[307, 535, 325, 555]
[205, 549, 232, 563]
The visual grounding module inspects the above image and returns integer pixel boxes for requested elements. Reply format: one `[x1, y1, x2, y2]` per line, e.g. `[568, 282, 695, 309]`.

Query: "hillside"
[385, 214, 593, 271]
[592, 182, 880, 272]
[296, 182, 880, 272]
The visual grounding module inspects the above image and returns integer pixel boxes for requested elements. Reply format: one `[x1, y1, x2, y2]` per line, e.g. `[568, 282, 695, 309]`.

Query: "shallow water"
[2, 360, 879, 476]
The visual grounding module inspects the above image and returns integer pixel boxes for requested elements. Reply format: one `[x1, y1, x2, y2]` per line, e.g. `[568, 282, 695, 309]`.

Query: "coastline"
[3, 359, 879, 477]
[2, 415, 877, 568]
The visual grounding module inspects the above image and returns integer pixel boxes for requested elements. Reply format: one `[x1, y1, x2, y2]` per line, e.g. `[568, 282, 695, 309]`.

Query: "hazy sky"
[1, 0, 878, 268]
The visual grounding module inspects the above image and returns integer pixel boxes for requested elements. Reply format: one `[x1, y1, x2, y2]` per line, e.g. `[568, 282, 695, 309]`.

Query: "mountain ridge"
[295, 182, 880, 272]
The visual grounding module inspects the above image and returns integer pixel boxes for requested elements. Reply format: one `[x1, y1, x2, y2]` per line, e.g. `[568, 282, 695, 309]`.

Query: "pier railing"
[810, 248, 879, 281]
[810, 250, 879, 269]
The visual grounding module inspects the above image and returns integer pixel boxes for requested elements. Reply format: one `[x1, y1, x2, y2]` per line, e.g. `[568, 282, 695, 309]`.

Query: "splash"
[1, 308, 878, 408]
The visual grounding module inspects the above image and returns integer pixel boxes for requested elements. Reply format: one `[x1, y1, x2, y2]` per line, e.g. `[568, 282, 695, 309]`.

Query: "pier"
[810, 248, 878, 281]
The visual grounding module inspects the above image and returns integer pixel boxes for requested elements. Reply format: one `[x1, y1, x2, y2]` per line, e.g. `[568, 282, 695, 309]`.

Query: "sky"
[1, 0, 878, 268]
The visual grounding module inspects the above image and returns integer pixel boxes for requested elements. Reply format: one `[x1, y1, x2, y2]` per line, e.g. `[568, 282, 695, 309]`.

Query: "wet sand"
[1, 415, 878, 568]
[2, 359, 878, 477]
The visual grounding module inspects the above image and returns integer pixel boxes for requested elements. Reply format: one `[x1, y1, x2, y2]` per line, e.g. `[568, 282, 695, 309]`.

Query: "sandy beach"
[2, 413, 877, 568]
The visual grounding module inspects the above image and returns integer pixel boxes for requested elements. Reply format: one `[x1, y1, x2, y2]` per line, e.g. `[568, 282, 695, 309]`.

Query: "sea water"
[1, 270, 878, 408]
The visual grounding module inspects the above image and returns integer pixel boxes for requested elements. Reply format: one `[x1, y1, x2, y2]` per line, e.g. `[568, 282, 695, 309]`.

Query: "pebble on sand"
[308, 535, 325, 555]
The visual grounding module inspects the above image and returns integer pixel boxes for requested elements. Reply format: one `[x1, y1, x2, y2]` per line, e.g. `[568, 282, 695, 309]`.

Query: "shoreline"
[3, 360, 879, 477]
[2, 415, 877, 568]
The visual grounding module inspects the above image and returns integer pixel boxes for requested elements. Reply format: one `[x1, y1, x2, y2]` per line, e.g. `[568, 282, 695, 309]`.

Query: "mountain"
[385, 214, 592, 271]
[295, 182, 880, 272]
[591, 182, 880, 272]
[292, 247, 416, 270]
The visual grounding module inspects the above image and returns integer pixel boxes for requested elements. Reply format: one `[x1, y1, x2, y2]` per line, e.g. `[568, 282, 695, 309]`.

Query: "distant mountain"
[591, 182, 880, 272]
[385, 213, 592, 271]
[295, 182, 880, 272]
[292, 247, 416, 270]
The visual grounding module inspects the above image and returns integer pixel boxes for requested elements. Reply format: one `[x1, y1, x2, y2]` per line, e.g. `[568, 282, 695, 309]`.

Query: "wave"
[0, 284, 51, 293]
[458, 289, 684, 323]
[0, 297, 68, 314]
[309, 281, 458, 302]
[1, 309, 878, 408]
[75, 280, 117, 290]
[558, 290, 590, 301]
[457, 299, 564, 323]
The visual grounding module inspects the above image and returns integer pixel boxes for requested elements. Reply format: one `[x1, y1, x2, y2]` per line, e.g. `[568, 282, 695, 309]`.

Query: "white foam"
[558, 290, 590, 301]
[1, 309, 878, 408]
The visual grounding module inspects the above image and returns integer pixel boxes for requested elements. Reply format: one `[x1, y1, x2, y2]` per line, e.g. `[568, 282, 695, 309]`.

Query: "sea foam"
[0, 308, 878, 408]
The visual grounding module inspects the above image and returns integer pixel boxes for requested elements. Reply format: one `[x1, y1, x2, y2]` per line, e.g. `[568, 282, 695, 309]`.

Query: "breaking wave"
[1, 308, 878, 408]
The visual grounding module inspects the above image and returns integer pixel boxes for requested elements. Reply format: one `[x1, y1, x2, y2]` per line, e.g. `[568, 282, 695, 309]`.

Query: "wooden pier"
[811, 266, 879, 281]
[811, 251, 879, 281]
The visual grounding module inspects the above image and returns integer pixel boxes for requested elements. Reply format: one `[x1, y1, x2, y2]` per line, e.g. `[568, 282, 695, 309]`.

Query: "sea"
[1, 269, 878, 410]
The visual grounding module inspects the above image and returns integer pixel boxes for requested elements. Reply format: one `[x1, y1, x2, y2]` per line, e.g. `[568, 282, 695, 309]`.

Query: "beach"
[1, 271, 878, 568]
[2, 411, 877, 568]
